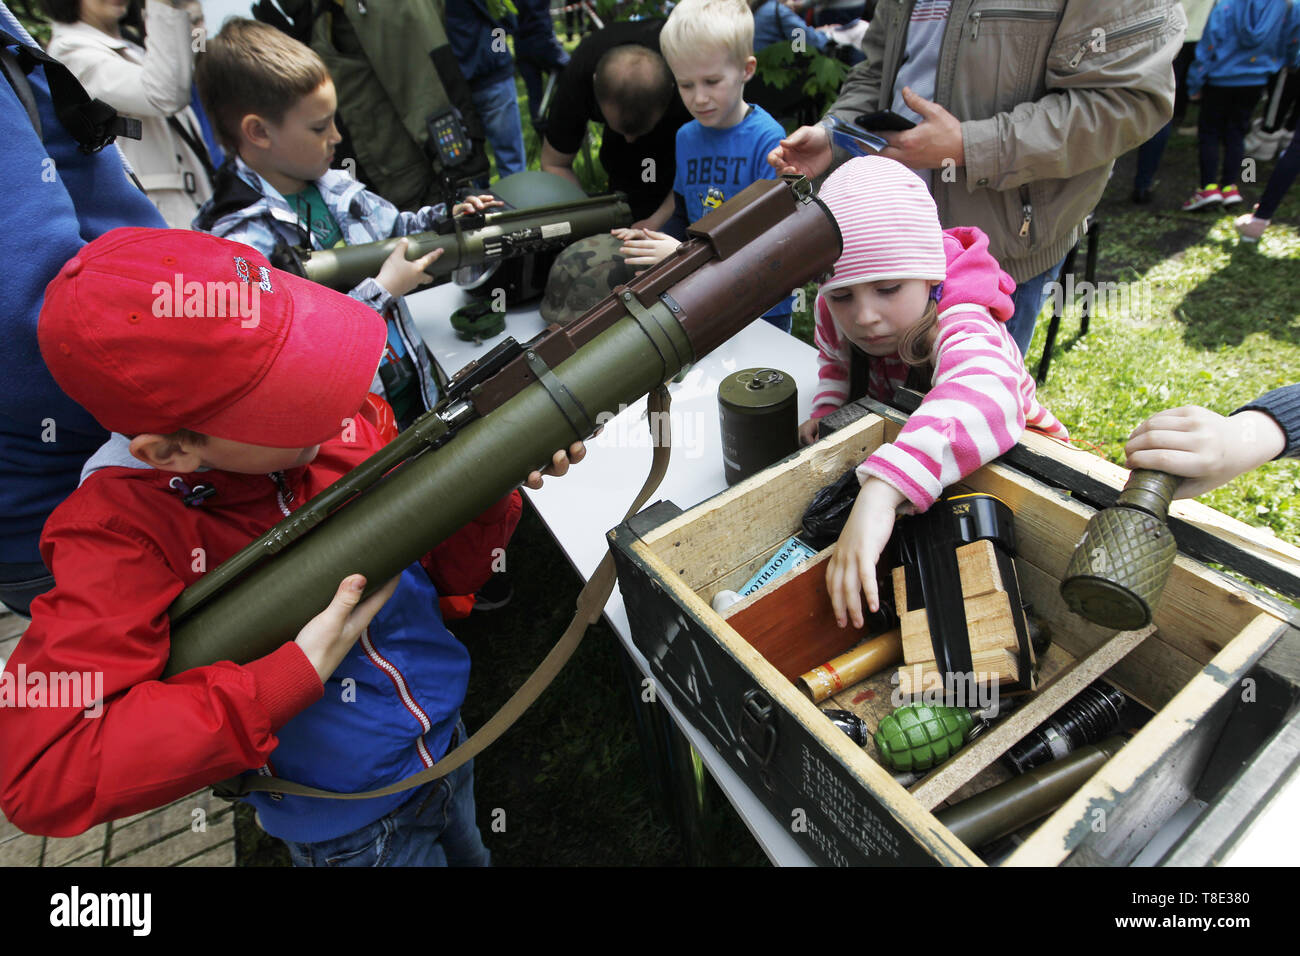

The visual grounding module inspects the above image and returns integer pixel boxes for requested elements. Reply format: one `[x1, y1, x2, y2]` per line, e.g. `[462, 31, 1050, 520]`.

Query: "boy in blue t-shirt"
[615, 0, 795, 332]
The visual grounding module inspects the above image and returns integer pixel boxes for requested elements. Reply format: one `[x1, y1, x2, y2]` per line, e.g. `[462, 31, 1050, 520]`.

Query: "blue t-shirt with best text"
[673, 104, 793, 319]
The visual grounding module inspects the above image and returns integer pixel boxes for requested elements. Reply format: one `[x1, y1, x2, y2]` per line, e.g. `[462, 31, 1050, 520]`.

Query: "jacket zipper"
[270, 471, 294, 517]
[969, 8, 1059, 41]
[1018, 185, 1033, 240]
[1068, 15, 1165, 68]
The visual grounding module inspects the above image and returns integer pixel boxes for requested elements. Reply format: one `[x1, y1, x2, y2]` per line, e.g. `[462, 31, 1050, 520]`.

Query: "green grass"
[1013, 124, 1300, 544]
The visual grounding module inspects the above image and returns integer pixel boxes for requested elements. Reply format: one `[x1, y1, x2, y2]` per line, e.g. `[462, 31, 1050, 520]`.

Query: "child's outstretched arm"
[0, 530, 396, 836]
[826, 477, 907, 628]
[1125, 390, 1296, 499]
[826, 309, 1065, 624]
[860, 309, 1064, 512]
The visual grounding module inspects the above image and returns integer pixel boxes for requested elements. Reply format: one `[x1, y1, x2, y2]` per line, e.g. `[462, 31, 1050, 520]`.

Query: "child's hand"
[295, 573, 402, 682]
[376, 237, 444, 299]
[452, 195, 503, 216]
[610, 227, 644, 241]
[1124, 406, 1285, 499]
[618, 229, 678, 268]
[798, 417, 821, 446]
[525, 439, 589, 489]
[826, 478, 907, 629]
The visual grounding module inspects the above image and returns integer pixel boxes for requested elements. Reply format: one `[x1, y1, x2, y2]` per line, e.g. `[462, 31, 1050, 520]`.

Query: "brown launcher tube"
[163, 177, 841, 676]
[798, 630, 903, 703]
[934, 735, 1127, 849]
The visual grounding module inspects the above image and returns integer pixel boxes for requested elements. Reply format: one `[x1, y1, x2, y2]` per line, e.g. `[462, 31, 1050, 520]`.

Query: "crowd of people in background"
[1, 0, 1296, 868]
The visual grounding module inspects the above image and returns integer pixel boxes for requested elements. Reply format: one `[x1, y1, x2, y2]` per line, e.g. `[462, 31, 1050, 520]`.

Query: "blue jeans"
[283, 726, 490, 867]
[1134, 120, 1172, 192]
[1006, 255, 1069, 358]
[471, 75, 527, 179]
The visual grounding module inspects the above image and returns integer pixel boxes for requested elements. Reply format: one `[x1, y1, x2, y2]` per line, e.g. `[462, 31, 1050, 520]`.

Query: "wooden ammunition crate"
[609, 402, 1300, 866]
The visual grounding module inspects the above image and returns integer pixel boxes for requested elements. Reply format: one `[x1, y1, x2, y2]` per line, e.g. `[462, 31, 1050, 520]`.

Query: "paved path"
[0, 609, 237, 867]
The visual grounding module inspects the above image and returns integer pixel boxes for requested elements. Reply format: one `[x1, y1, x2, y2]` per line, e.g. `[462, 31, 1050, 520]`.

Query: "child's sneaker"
[1234, 208, 1270, 243]
[1220, 184, 1243, 206]
[1182, 185, 1223, 210]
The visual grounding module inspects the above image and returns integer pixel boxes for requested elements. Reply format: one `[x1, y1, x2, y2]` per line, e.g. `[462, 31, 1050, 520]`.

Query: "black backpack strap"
[0, 39, 39, 135]
[167, 113, 216, 188]
[0, 28, 141, 152]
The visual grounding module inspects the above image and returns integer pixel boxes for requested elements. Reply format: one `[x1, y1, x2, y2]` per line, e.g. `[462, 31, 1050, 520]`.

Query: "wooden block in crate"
[894, 539, 1028, 692]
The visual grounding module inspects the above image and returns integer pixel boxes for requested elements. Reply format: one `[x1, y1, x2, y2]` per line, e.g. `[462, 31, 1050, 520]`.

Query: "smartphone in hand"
[857, 110, 917, 132]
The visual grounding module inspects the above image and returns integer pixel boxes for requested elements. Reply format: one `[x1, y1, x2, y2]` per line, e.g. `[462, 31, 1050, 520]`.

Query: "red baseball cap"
[39, 228, 388, 447]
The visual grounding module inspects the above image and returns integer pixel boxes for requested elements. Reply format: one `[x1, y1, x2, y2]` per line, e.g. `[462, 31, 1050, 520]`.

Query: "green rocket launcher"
[161, 176, 842, 677]
[1060, 469, 1181, 630]
[270, 193, 634, 292]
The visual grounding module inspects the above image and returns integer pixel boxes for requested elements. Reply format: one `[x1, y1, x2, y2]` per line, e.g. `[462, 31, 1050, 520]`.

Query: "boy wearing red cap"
[0, 228, 577, 865]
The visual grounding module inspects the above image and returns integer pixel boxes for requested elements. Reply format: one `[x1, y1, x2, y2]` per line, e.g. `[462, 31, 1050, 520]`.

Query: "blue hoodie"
[1188, 0, 1300, 95]
[0, 3, 165, 568]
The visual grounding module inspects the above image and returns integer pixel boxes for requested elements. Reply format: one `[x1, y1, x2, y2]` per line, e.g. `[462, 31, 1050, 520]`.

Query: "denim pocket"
[323, 815, 396, 867]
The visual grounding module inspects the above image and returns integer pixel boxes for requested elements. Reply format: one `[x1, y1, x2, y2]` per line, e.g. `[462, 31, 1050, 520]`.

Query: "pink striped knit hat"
[816, 156, 946, 294]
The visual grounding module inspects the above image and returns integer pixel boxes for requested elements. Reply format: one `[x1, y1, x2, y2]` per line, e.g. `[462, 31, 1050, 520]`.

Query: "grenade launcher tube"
[163, 178, 841, 676]
[300, 194, 633, 291]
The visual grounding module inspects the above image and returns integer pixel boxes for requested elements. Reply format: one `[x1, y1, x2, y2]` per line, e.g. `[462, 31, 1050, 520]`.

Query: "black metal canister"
[718, 367, 798, 485]
[1002, 681, 1128, 773]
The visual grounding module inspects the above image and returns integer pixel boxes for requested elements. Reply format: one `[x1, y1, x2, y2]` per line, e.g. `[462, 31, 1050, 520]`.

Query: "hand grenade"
[874, 703, 975, 773]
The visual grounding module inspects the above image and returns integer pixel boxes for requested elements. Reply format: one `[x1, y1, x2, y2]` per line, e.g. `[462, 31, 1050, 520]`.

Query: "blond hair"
[195, 18, 331, 152]
[660, 0, 755, 72]
[897, 299, 940, 367]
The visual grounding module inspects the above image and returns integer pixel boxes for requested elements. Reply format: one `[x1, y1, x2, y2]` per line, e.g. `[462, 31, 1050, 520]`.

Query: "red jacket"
[0, 415, 520, 837]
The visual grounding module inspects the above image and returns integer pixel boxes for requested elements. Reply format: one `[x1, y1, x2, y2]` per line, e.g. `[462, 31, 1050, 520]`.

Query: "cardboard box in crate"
[609, 409, 1299, 866]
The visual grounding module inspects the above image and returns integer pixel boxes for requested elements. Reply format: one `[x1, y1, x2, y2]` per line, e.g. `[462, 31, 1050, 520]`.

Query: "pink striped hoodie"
[812, 226, 1069, 512]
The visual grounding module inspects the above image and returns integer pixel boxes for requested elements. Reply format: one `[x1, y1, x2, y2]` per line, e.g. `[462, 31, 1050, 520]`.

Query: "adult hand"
[452, 195, 504, 216]
[295, 573, 402, 681]
[878, 87, 965, 171]
[826, 477, 907, 629]
[768, 123, 833, 178]
[375, 237, 442, 298]
[525, 440, 589, 489]
[1124, 406, 1286, 499]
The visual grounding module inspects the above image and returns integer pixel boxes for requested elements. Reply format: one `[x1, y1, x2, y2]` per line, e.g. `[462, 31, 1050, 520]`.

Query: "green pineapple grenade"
[874, 703, 975, 773]
[1060, 470, 1181, 631]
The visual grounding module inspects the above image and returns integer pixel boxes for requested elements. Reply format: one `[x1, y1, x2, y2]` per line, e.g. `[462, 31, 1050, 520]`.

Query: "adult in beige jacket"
[770, 0, 1186, 356]
[46, 0, 211, 228]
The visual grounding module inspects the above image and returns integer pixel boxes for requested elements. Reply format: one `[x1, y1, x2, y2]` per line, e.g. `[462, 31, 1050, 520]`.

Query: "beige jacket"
[828, 0, 1186, 281]
[47, 1, 211, 228]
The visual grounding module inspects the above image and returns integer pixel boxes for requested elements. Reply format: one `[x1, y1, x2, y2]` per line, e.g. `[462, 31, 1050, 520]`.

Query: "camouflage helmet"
[540, 234, 636, 325]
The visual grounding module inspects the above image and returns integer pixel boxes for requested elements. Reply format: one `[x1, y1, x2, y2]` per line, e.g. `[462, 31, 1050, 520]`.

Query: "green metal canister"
[718, 367, 798, 485]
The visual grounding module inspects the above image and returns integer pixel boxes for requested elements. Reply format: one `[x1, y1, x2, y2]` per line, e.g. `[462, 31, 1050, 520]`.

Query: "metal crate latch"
[739, 689, 778, 790]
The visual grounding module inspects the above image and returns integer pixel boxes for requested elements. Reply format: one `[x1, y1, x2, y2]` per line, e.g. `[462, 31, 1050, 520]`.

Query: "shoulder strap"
[0, 40, 40, 135]
[0, 28, 141, 151]
[213, 385, 676, 801]
[167, 113, 216, 187]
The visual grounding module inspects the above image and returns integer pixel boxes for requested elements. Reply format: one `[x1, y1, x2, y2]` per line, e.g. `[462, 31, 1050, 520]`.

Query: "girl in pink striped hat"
[802, 156, 1069, 630]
